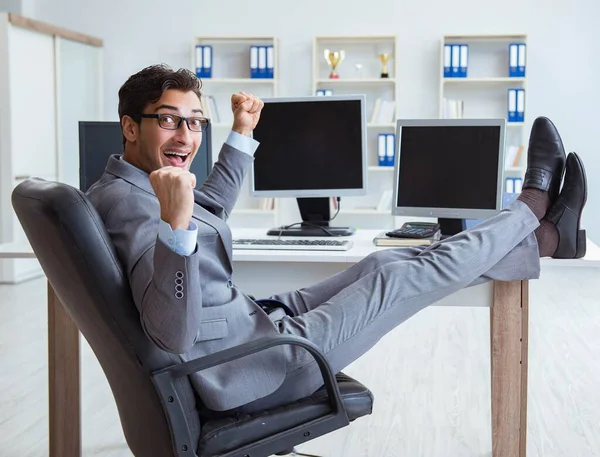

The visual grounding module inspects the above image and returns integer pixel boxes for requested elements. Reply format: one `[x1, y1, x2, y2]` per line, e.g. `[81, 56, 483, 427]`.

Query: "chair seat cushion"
[197, 372, 373, 456]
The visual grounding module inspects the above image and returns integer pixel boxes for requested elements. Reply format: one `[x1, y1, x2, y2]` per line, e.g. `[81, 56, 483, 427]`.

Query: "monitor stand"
[266, 197, 356, 237]
[438, 218, 466, 239]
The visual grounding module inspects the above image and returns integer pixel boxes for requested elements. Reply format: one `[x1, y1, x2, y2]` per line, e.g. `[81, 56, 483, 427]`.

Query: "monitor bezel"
[249, 94, 368, 198]
[392, 118, 506, 219]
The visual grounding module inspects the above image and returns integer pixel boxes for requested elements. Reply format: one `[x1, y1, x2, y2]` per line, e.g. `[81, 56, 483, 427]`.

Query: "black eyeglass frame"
[131, 113, 210, 132]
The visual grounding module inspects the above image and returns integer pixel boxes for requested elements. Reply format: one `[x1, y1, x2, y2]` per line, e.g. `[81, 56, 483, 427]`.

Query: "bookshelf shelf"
[316, 78, 396, 84]
[202, 78, 278, 84]
[368, 166, 395, 172]
[443, 77, 526, 84]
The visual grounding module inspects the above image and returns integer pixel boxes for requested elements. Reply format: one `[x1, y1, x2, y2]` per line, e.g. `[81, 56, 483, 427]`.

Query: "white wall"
[32, 0, 600, 241]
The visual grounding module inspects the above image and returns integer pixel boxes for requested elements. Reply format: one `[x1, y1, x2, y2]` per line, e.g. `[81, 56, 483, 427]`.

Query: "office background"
[10, 0, 600, 242]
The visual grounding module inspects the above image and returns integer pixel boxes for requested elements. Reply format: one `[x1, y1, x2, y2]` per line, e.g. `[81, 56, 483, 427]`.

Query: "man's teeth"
[164, 151, 188, 157]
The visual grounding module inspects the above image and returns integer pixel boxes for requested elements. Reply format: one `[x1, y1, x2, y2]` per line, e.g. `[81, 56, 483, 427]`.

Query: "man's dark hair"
[118, 63, 203, 145]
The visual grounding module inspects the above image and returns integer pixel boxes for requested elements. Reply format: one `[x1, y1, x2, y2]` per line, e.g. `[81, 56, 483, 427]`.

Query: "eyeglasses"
[132, 113, 209, 133]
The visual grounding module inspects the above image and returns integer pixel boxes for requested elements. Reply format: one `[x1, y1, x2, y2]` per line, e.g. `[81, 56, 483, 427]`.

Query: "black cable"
[276, 197, 343, 239]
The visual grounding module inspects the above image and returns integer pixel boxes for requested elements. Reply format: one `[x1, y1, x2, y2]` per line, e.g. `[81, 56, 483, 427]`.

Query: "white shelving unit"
[192, 36, 280, 228]
[439, 34, 529, 181]
[313, 35, 399, 230]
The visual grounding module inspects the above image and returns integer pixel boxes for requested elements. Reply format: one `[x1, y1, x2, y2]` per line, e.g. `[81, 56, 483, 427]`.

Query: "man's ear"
[121, 115, 138, 144]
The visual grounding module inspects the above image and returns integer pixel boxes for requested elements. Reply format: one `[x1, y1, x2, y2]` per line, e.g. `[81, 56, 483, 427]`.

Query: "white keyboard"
[232, 238, 353, 251]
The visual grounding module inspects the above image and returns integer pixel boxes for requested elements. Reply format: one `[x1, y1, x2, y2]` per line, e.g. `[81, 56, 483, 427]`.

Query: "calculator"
[386, 222, 440, 239]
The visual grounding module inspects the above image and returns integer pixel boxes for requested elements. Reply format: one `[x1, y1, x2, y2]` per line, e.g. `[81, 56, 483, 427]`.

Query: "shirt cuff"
[225, 130, 259, 156]
[158, 220, 198, 256]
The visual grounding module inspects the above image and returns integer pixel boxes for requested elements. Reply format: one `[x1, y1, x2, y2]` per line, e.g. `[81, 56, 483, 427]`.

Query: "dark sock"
[518, 188, 551, 220]
[535, 219, 559, 257]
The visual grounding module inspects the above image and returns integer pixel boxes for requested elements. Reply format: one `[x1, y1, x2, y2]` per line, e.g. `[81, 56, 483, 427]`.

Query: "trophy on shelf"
[378, 53, 390, 78]
[324, 49, 345, 79]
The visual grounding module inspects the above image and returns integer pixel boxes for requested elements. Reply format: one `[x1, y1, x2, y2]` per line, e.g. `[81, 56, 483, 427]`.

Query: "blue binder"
[195, 45, 212, 78]
[258, 46, 267, 78]
[443, 44, 451, 78]
[509, 43, 518, 77]
[266, 45, 274, 78]
[451, 44, 460, 77]
[507, 89, 518, 122]
[378, 134, 386, 166]
[516, 89, 525, 122]
[385, 134, 395, 166]
[459, 44, 468, 77]
[517, 44, 526, 77]
[250, 46, 259, 78]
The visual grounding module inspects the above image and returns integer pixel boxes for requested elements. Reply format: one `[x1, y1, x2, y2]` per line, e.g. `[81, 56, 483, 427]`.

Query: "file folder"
[378, 134, 386, 166]
[509, 43, 518, 77]
[459, 44, 468, 77]
[516, 89, 525, 122]
[505, 177, 515, 194]
[451, 45, 460, 76]
[195, 45, 212, 78]
[202, 45, 212, 78]
[514, 177, 523, 193]
[386, 134, 395, 167]
[266, 45, 274, 78]
[250, 46, 259, 78]
[507, 89, 517, 122]
[258, 46, 267, 78]
[195, 45, 203, 78]
[443, 44, 451, 78]
[518, 44, 526, 77]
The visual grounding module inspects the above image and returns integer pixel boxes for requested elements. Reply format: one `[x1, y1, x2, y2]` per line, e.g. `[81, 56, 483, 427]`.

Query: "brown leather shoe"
[522, 116, 567, 203]
[543, 152, 587, 259]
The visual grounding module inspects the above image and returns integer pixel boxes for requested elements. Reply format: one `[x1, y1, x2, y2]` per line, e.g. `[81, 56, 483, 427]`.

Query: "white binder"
[516, 89, 525, 122]
[508, 89, 517, 121]
[203, 46, 212, 72]
[451, 45, 460, 75]
[459, 44, 468, 76]
[258, 46, 267, 77]
[266, 45, 274, 78]
[250, 46, 258, 78]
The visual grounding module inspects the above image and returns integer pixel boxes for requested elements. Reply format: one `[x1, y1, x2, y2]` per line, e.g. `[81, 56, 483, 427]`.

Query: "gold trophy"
[324, 49, 345, 79]
[379, 53, 390, 78]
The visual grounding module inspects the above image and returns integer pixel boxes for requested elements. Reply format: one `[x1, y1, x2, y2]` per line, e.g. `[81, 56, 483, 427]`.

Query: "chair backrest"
[11, 178, 201, 457]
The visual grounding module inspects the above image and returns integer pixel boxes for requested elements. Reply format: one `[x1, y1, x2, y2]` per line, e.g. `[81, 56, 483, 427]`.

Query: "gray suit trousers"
[235, 200, 541, 413]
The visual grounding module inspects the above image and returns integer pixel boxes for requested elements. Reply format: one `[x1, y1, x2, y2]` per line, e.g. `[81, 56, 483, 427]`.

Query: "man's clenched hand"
[149, 167, 196, 230]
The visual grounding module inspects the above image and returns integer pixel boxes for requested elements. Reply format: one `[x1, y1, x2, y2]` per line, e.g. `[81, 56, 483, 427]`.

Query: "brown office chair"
[11, 178, 374, 457]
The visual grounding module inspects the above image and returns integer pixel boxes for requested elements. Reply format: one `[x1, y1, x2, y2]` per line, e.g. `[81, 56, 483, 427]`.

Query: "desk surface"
[2, 228, 599, 268]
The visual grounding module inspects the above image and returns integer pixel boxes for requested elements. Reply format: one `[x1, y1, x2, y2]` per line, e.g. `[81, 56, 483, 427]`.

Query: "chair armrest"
[152, 334, 345, 415]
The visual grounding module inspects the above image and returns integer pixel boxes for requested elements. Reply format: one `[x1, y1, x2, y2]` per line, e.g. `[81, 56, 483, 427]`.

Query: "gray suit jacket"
[86, 144, 285, 411]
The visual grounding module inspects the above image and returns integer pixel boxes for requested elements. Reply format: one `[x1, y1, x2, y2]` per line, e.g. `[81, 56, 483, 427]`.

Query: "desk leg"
[48, 282, 81, 457]
[491, 280, 528, 457]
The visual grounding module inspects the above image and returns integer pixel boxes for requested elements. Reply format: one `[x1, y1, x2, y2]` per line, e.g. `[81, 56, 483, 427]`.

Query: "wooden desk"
[1, 230, 599, 457]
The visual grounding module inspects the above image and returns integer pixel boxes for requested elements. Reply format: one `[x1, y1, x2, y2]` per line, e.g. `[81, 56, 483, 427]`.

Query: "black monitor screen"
[396, 125, 501, 210]
[78, 121, 212, 192]
[251, 99, 364, 192]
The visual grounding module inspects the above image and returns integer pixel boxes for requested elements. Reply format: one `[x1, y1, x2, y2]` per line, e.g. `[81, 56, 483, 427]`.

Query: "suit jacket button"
[227, 279, 233, 288]
[176, 271, 184, 279]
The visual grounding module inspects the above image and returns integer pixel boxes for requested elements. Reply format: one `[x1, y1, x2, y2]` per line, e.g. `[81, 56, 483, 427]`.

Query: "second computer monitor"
[251, 95, 367, 236]
[393, 118, 505, 237]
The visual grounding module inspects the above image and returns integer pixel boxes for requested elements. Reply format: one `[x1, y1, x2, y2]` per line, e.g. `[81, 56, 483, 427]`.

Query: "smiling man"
[86, 63, 587, 417]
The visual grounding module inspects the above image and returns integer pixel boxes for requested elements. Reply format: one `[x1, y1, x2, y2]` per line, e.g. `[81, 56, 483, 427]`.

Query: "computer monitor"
[250, 95, 367, 236]
[78, 121, 213, 192]
[392, 118, 505, 238]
